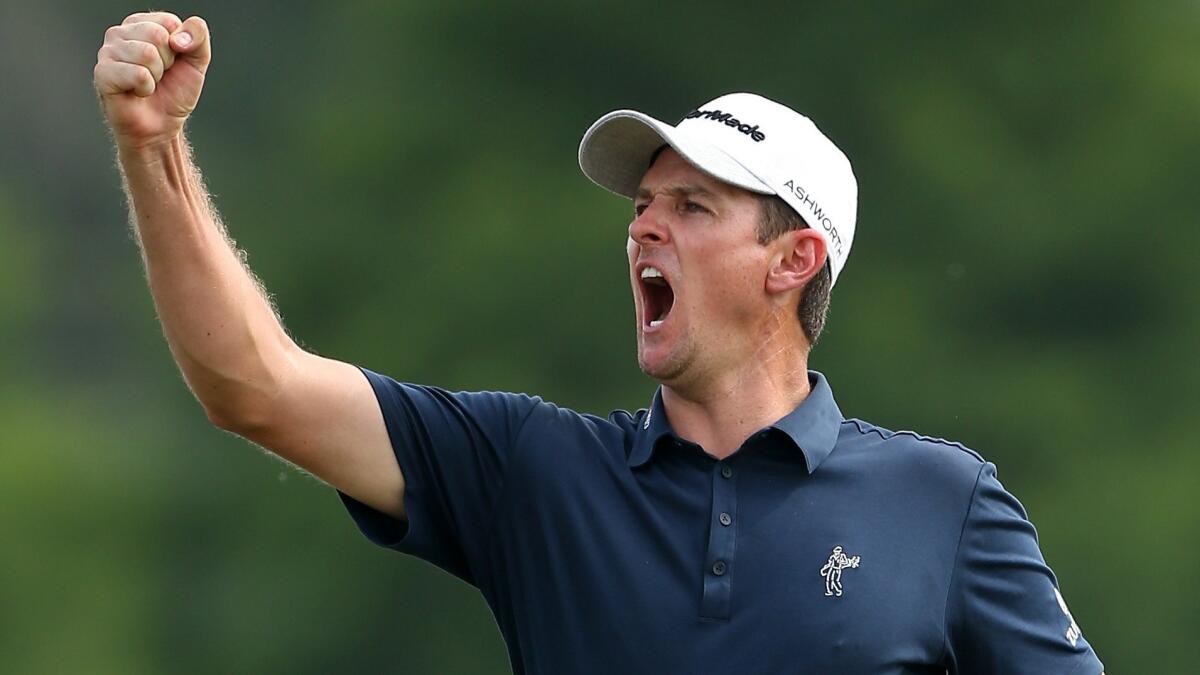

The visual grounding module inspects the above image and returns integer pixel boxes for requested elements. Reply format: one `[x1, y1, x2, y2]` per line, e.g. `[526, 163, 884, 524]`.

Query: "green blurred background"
[2, 1, 1196, 672]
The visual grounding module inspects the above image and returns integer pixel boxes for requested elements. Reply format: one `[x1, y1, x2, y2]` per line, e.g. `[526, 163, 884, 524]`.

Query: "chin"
[637, 344, 691, 384]
[635, 312, 699, 383]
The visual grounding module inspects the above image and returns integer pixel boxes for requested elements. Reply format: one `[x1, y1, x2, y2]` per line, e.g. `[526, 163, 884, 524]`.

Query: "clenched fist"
[94, 12, 211, 151]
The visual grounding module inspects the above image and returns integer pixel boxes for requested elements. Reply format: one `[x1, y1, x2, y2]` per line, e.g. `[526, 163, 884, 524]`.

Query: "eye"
[683, 201, 709, 214]
[634, 203, 649, 217]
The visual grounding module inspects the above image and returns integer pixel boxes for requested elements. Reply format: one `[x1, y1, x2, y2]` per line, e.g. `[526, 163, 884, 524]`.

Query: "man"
[94, 11, 1104, 674]
[820, 546, 860, 597]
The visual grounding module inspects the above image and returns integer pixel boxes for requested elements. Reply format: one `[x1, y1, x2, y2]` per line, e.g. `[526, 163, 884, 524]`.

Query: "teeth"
[649, 319, 664, 327]
[641, 266, 663, 280]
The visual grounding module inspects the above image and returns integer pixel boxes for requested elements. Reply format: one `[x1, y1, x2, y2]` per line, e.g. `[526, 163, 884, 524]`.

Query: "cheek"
[706, 252, 766, 316]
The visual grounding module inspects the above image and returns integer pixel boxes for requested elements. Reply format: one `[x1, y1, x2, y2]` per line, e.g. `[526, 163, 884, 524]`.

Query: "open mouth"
[639, 266, 675, 329]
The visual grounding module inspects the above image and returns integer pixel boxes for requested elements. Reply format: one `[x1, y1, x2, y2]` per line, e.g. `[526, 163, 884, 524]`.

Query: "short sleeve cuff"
[337, 488, 409, 550]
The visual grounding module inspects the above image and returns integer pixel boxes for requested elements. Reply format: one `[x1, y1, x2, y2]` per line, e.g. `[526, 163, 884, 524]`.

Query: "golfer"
[94, 11, 1104, 674]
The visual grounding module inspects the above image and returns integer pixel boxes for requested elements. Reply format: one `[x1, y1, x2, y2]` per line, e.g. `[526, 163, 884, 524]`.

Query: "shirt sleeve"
[336, 367, 540, 586]
[944, 462, 1104, 674]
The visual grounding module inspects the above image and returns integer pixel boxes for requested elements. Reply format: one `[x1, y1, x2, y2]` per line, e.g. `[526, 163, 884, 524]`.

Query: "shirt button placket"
[700, 461, 737, 620]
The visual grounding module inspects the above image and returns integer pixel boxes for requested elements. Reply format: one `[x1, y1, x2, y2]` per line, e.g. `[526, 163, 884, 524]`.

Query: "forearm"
[119, 133, 298, 428]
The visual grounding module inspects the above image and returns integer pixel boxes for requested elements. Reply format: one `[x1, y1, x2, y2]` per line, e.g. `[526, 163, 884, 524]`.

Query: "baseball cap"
[578, 92, 858, 286]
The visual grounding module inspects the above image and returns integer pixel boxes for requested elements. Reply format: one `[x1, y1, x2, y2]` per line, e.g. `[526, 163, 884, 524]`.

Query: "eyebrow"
[634, 184, 719, 201]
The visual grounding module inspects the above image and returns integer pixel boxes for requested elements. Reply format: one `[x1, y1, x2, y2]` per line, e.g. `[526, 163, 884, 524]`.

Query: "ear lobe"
[765, 230, 827, 296]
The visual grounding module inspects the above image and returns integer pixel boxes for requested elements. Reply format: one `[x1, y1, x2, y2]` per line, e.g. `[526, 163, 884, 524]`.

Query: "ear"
[765, 229, 827, 296]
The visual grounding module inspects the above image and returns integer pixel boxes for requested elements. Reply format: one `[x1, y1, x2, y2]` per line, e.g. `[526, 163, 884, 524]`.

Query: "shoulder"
[364, 370, 643, 459]
[509, 394, 638, 450]
[838, 417, 984, 463]
[605, 405, 646, 436]
[834, 417, 989, 494]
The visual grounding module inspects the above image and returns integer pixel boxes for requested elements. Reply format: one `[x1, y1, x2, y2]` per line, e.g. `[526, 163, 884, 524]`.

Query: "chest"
[485, 444, 955, 672]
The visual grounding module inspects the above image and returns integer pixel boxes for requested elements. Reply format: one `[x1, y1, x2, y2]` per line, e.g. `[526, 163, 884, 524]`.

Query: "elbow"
[203, 402, 253, 435]
[195, 346, 300, 436]
[203, 403, 243, 433]
[200, 393, 278, 438]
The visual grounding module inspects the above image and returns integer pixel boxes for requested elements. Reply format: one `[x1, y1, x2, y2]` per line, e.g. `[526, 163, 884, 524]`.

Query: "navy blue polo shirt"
[339, 368, 1103, 674]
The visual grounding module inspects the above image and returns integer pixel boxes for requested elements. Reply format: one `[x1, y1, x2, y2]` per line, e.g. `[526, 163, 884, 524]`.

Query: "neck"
[661, 310, 812, 460]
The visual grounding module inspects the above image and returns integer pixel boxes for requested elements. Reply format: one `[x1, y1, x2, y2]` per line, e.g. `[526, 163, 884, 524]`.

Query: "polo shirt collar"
[628, 370, 844, 474]
[627, 387, 673, 469]
[768, 370, 843, 473]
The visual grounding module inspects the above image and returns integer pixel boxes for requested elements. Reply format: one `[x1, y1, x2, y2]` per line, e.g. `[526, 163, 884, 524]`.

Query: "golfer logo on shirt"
[820, 545, 861, 597]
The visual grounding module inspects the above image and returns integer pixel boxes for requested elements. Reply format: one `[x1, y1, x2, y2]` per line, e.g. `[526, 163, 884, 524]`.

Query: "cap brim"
[578, 110, 773, 198]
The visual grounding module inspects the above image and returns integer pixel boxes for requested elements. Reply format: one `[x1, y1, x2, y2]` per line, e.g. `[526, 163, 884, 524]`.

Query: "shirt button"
[719, 512, 732, 526]
[720, 465, 733, 479]
[712, 560, 727, 576]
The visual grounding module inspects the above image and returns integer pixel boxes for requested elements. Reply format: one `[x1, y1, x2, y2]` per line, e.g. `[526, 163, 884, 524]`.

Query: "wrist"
[116, 132, 197, 197]
[116, 131, 187, 165]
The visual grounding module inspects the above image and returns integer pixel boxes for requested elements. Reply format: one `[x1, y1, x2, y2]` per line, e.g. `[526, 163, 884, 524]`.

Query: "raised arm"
[94, 11, 405, 520]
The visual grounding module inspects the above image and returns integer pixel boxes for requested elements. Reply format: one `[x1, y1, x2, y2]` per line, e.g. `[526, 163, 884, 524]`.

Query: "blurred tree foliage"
[1, 0, 1196, 672]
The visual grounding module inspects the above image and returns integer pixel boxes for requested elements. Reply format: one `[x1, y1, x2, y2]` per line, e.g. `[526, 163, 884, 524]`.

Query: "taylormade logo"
[683, 109, 766, 142]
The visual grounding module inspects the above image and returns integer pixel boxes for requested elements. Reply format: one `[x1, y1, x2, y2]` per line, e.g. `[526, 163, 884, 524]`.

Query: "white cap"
[578, 92, 857, 286]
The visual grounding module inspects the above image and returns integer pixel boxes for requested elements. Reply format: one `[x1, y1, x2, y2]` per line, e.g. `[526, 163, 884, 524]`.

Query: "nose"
[628, 198, 671, 247]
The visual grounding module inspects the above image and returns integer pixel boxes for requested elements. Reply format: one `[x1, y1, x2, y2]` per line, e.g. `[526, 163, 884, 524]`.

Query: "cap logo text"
[783, 179, 843, 256]
[683, 109, 766, 142]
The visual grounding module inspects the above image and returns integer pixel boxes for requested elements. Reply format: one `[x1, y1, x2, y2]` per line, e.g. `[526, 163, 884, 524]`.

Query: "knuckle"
[122, 13, 142, 25]
[150, 24, 170, 45]
[104, 25, 121, 42]
[140, 43, 159, 63]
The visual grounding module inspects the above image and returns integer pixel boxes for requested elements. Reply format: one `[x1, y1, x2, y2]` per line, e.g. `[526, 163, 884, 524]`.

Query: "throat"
[660, 369, 814, 460]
